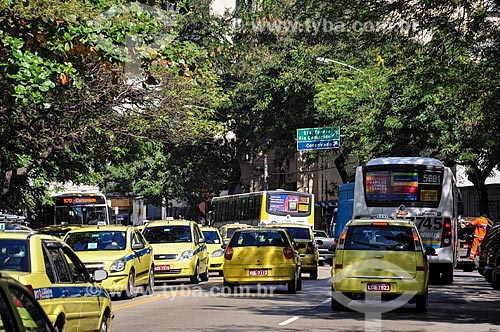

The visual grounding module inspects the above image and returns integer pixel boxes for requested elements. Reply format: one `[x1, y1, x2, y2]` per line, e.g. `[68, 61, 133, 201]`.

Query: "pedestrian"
[469, 214, 493, 259]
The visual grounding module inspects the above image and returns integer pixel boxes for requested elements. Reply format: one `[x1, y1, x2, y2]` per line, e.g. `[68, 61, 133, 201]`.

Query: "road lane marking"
[279, 316, 300, 326]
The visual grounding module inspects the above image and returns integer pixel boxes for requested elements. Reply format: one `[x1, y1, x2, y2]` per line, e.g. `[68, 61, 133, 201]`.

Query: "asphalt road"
[111, 267, 500, 332]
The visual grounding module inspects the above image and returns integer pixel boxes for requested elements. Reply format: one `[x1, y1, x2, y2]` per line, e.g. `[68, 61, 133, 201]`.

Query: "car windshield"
[229, 230, 289, 247]
[313, 230, 328, 237]
[202, 230, 221, 244]
[65, 231, 127, 251]
[143, 226, 192, 244]
[0, 239, 29, 272]
[344, 225, 416, 251]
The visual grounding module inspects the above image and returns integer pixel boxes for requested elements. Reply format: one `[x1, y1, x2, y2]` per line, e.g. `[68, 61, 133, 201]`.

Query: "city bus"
[352, 157, 463, 284]
[53, 192, 112, 225]
[208, 190, 315, 229]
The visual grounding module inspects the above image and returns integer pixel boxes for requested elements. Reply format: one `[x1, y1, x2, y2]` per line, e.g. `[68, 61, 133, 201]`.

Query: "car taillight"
[225, 246, 234, 260]
[412, 229, 423, 251]
[440, 217, 452, 247]
[334, 264, 343, 269]
[336, 231, 347, 250]
[283, 245, 294, 259]
[306, 242, 315, 254]
[24, 284, 35, 295]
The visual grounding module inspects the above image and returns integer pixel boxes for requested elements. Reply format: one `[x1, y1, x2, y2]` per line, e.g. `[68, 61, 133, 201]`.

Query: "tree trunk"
[467, 169, 490, 217]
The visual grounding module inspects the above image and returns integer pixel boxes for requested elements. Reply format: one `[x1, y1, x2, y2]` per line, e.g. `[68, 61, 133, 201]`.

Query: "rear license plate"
[367, 283, 391, 291]
[249, 269, 268, 276]
[155, 265, 170, 272]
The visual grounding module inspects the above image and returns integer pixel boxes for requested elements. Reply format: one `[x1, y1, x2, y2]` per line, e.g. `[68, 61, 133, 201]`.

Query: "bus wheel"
[441, 265, 454, 284]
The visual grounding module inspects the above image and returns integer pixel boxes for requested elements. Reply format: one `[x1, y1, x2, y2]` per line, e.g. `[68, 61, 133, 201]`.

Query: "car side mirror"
[425, 247, 436, 255]
[198, 238, 206, 244]
[92, 269, 108, 282]
[132, 243, 144, 250]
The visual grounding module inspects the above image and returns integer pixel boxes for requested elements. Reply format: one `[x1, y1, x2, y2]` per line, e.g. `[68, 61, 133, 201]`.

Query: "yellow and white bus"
[352, 157, 463, 284]
[208, 190, 314, 229]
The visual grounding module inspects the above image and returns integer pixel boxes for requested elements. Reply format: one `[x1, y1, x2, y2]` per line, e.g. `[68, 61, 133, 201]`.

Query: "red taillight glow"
[224, 246, 234, 260]
[24, 284, 35, 296]
[283, 245, 294, 259]
[371, 222, 388, 226]
[334, 264, 343, 269]
[337, 231, 347, 250]
[416, 266, 426, 271]
[440, 217, 452, 247]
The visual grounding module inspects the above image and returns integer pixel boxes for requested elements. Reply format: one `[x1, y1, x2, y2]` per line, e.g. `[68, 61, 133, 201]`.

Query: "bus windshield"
[53, 193, 110, 225]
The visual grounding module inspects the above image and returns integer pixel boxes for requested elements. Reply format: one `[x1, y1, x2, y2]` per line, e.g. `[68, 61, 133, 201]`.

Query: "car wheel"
[100, 312, 111, 332]
[222, 279, 234, 293]
[201, 265, 209, 282]
[415, 291, 428, 312]
[287, 275, 297, 294]
[429, 269, 440, 285]
[123, 271, 136, 299]
[331, 296, 345, 311]
[144, 266, 155, 295]
[331, 287, 346, 311]
[54, 316, 64, 332]
[297, 273, 302, 291]
[190, 264, 200, 284]
[492, 272, 500, 290]
[310, 268, 318, 280]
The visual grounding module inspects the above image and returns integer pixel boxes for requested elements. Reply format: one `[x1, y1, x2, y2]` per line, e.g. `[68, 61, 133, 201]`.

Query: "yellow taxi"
[0, 230, 112, 331]
[200, 226, 225, 276]
[142, 219, 209, 283]
[331, 219, 431, 312]
[219, 223, 251, 245]
[223, 227, 302, 293]
[37, 224, 84, 238]
[64, 225, 154, 299]
[265, 223, 319, 279]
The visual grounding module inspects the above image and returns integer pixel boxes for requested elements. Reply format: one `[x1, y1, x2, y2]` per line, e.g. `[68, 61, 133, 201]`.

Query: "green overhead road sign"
[297, 127, 340, 151]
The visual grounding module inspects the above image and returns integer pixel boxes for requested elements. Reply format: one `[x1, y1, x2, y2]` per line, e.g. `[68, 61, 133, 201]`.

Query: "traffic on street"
[112, 267, 500, 332]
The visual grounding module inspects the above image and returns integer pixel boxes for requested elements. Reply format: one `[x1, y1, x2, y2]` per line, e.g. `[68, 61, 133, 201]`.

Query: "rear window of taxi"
[281, 227, 312, 241]
[344, 225, 416, 251]
[229, 230, 289, 247]
[0, 240, 29, 272]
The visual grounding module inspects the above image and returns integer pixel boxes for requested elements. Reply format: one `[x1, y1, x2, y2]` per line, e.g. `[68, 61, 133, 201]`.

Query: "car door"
[42, 241, 83, 331]
[193, 224, 208, 272]
[60, 244, 102, 331]
[132, 229, 151, 285]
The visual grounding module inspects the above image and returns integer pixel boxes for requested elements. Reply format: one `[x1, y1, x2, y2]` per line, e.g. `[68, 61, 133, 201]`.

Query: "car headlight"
[110, 258, 126, 272]
[212, 249, 224, 257]
[179, 250, 194, 260]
